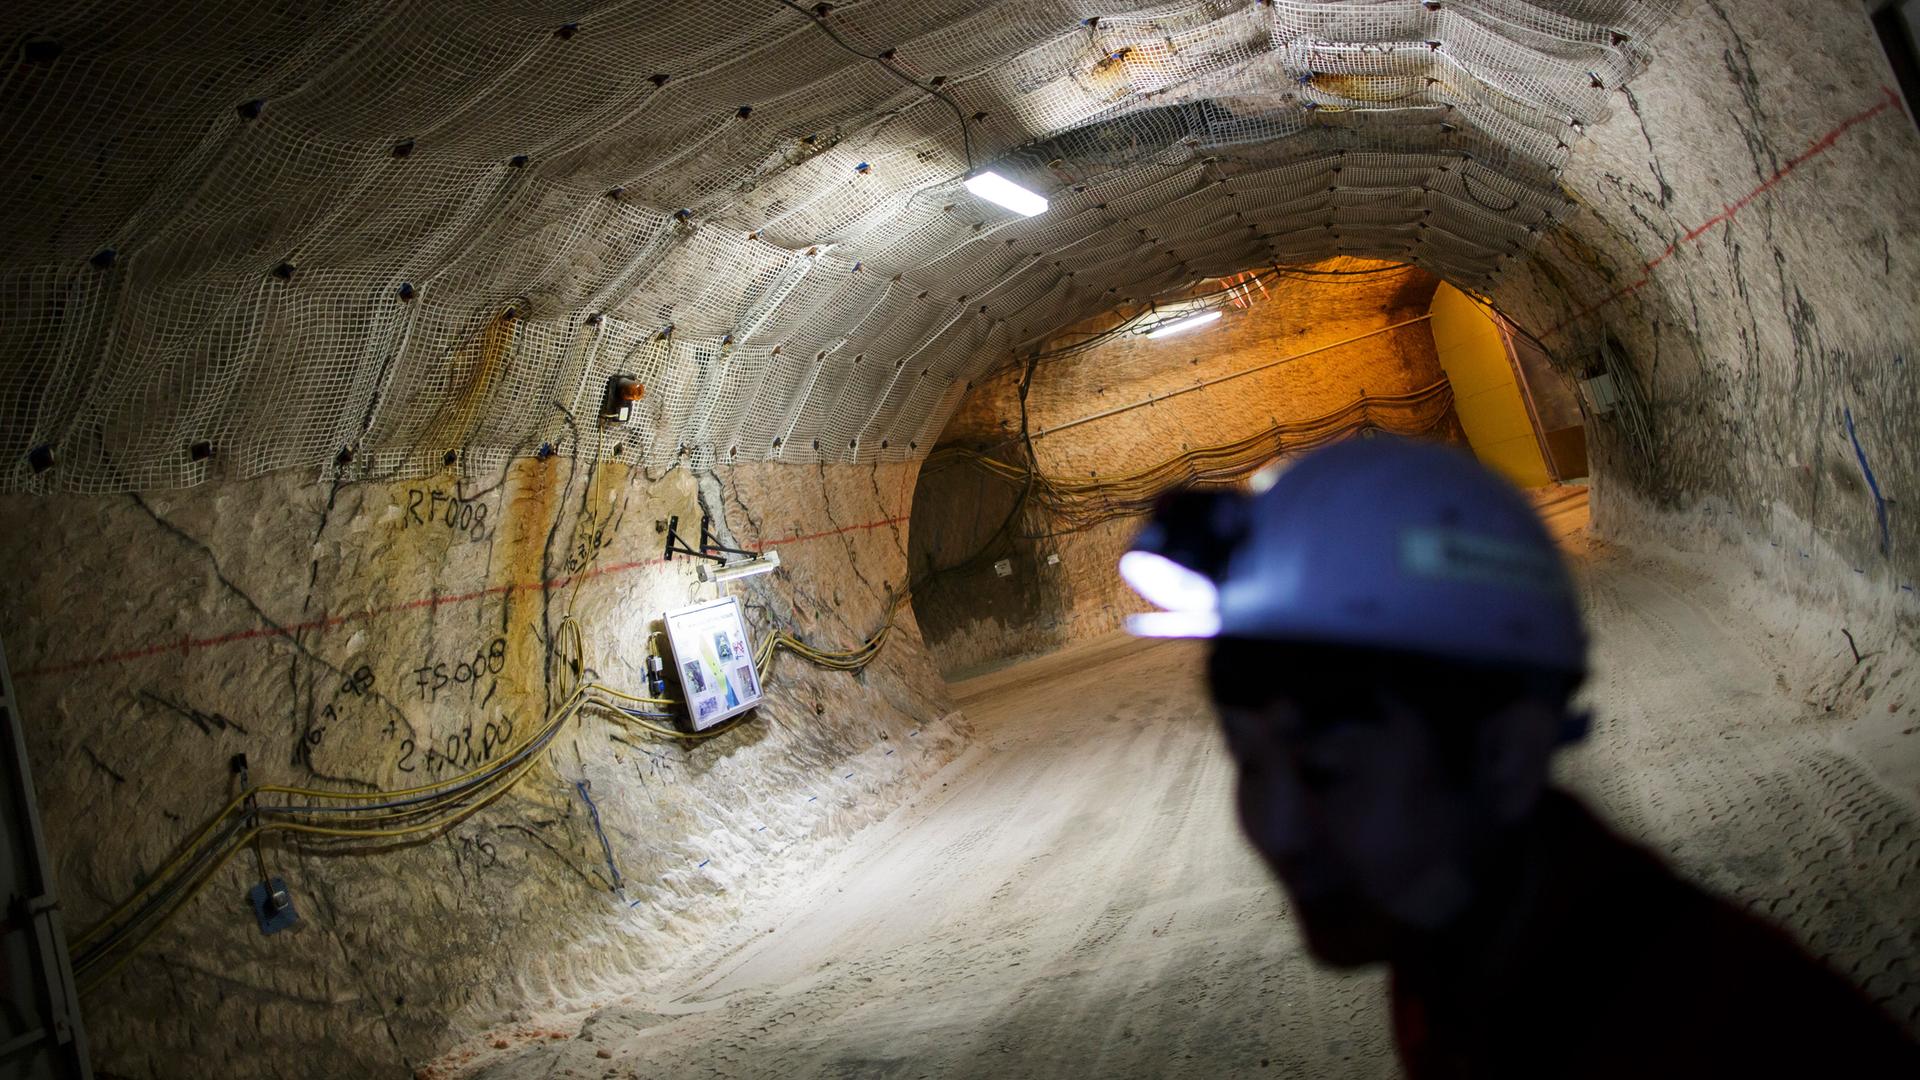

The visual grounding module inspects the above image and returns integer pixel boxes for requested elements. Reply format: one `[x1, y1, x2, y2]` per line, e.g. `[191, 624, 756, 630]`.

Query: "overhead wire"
[1017, 260, 1420, 368]
[1461, 289, 1565, 371]
[1459, 165, 1524, 212]
[933, 380, 1457, 535]
[772, 0, 976, 171]
[910, 259, 1448, 588]
[905, 351, 1044, 591]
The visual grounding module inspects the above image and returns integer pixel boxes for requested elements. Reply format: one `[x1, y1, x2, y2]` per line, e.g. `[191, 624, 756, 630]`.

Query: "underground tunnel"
[1, 1, 1918, 1077]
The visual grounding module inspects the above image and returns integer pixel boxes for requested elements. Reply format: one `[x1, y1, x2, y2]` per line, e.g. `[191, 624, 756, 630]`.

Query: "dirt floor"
[441, 487, 1920, 1079]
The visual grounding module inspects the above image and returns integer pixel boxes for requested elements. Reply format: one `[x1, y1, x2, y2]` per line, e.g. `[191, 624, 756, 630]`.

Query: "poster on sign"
[662, 596, 762, 730]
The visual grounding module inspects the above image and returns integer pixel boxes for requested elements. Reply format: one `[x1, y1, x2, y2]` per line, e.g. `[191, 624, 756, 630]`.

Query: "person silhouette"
[1123, 439, 1920, 1077]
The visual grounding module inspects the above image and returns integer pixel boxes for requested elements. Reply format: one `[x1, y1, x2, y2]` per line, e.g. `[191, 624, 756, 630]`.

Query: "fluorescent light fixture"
[1145, 310, 1223, 339]
[964, 170, 1049, 217]
[1119, 551, 1219, 613]
[1126, 610, 1223, 638]
[698, 549, 781, 583]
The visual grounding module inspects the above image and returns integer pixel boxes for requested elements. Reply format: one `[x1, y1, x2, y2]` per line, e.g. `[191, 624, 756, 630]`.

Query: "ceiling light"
[964, 170, 1049, 217]
[1145, 310, 1223, 339]
[698, 550, 781, 583]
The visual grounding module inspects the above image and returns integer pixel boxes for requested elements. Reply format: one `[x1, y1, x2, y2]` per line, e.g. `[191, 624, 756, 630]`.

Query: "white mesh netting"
[0, 0, 1679, 492]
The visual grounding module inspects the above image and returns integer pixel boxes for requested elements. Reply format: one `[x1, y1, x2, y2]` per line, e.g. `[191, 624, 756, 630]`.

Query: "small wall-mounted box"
[1579, 372, 1620, 417]
[603, 375, 645, 422]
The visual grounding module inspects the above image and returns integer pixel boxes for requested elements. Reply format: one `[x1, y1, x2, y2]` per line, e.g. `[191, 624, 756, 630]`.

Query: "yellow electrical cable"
[77, 747, 545, 993]
[586, 682, 678, 707]
[72, 693, 588, 952]
[935, 380, 1452, 484]
[261, 754, 547, 841]
[76, 706, 568, 977]
[930, 381, 1457, 534]
[77, 745, 550, 978]
[594, 703, 746, 742]
[74, 587, 908, 985]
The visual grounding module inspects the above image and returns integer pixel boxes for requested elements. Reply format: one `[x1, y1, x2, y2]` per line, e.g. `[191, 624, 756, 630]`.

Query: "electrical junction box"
[993, 558, 1014, 577]
[1579, 372, 1620, 417]
[249, 878, 299, 935]
[662, 596, 763, 731]
[1046, 553, 1061, 566]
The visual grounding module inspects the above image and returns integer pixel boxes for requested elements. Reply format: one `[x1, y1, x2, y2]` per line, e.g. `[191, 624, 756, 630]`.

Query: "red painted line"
[16, 511, 911, 680]
[1545, 87, 1902, 337]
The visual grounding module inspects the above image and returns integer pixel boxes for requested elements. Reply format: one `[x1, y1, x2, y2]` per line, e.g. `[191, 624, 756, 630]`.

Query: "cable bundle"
[1024, 260, 1419, 367]
[70, 608, 903, 992]
[69, 696, 577, 991]
[767, 624, 892, 671]
[931, 379, 1455, 535]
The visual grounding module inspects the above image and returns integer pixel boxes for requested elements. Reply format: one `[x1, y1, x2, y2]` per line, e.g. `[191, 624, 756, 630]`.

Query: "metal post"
[0, 636, 93, 1078]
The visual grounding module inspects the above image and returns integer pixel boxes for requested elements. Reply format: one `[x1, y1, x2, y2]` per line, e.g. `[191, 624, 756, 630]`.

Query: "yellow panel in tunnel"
[1428, 283, 1552, 488]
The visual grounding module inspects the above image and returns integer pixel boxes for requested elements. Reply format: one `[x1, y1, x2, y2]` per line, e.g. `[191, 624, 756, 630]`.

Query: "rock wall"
[1491, 0, 1920, 614]
[0, 457, 965, 1078]
[913, 1, 1920, 677]
[910, 264, 1464, 677]
[8, 7, 1919, 1077]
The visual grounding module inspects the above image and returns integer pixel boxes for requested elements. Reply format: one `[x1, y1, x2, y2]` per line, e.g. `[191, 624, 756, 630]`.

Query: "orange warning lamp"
[603, 375, 645, 423]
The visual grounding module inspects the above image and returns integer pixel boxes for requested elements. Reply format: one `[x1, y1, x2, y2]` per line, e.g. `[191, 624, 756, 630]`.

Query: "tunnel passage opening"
[904, 260, 1589, 682]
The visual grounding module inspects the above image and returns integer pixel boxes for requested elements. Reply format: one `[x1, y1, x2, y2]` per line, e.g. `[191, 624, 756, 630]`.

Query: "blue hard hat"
[1135, 437, 1587, 674]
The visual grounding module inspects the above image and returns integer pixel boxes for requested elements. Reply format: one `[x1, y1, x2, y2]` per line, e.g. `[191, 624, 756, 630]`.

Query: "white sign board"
[662, 596, 763, 730]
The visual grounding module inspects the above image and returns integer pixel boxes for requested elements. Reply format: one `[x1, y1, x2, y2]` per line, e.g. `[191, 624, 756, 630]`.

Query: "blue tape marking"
[909, 730, 920, 737]
[756, 825, 767, 832]
[697, 858, 709, 869]
[885, 748, 894, 756]
[807, 795, 817, 802]
[844, 771, 854, 779]
[574, 780, 623, 894]
[629, 898, 645, 908]
[248, 879, 300, 935]
[1844, 407, 1891, 556]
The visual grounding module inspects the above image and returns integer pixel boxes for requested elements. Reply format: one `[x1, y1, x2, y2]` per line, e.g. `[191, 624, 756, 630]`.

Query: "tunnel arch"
[0, 2, 1916, 1076]
[890, 0, 1920, 655]
[3, 1, 1681, 491]
[904, 256, 1478, 675]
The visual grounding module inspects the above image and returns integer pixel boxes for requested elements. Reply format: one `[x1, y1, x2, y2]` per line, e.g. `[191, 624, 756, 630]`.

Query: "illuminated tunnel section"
[0, 3, 1916, 1078]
